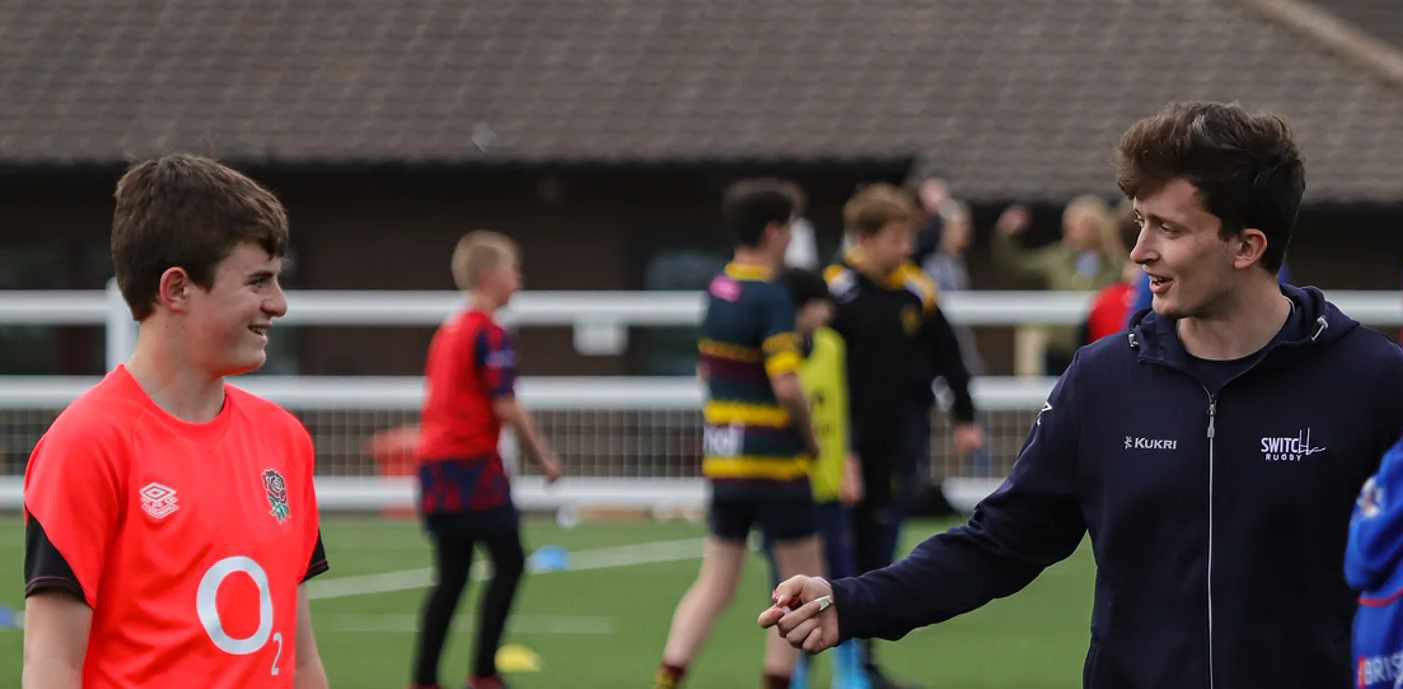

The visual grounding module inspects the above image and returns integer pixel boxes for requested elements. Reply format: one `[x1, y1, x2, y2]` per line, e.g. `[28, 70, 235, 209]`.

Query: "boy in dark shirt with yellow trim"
[824, 184, 984, 689]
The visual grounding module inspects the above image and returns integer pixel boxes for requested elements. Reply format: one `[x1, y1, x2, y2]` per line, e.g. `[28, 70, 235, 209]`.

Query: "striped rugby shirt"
[698, 262, 810, 494]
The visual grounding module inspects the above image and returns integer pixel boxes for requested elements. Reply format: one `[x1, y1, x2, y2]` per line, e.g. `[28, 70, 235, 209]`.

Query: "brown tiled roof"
[2, 0, 1402, 202]
[1306, 0, 1403, 54]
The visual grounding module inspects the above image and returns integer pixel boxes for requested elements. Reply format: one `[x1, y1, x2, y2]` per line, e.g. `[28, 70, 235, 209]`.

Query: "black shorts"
[423, 503, 518, 534]
[708, 492, 816, 543]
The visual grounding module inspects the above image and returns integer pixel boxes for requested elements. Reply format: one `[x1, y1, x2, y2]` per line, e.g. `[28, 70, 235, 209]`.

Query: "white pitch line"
[328, 613, 617, 635]
[306, 537, 705, 601]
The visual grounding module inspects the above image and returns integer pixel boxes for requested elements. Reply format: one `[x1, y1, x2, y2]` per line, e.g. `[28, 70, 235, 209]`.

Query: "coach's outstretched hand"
[757, 575, 840, 653]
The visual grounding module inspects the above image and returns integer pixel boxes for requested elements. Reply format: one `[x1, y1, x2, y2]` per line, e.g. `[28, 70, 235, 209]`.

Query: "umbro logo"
[139, 482, 179, 519]
[1124, 436, 1177, 450]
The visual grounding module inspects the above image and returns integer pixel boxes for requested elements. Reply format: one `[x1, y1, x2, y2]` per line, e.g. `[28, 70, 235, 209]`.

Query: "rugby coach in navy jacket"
[760, 101, 1403, 688]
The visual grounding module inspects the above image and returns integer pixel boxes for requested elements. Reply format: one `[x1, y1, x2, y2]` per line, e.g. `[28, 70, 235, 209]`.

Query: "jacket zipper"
[1132, 306, 1319, 689]
[1203, 387, 1217, 689]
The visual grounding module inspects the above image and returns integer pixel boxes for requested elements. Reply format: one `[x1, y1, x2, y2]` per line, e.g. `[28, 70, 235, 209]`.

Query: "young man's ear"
[1232, 228, 1270, 271]
[156, 266, 193, 312]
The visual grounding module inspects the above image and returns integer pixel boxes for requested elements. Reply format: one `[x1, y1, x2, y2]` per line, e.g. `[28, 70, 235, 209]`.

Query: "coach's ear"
[156, 266, 195, 313]
[1231, 228, 1268, 271]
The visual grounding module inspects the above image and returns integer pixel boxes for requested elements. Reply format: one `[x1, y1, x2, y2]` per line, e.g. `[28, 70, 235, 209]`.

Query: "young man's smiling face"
[183, 241, 287, 376]
[1130, 178, 1249, 320]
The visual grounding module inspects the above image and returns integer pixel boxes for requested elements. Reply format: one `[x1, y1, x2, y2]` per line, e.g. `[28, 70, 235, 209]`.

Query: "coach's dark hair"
[722, 178, 804, 248]
[1116, 101, 1304, 273]
[112, 154, 289, 321]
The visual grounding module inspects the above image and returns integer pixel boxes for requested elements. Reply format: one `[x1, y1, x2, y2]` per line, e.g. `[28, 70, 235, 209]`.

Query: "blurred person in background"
[1085, 259, 1142, 345]
[922, 198, 984, 375]
[765, 268, 870, 689]
[1083, 203, 1144, 344]
[411, 231, 564, 689]
[824, 184, 983, 689]
[653, 179, 825, 689]
[922, 198, 995, 478]
[761, 100, 1403, 689]
[994, 195, 1126, 373]
[910, 177, 950, 269]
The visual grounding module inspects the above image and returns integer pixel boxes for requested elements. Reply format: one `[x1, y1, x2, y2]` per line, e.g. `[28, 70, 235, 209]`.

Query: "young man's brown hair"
[843, 183, 917, 237]
[111, 154, 289, 321]
[1116, 101, 1305, 273]
[451, 230, 519, 291]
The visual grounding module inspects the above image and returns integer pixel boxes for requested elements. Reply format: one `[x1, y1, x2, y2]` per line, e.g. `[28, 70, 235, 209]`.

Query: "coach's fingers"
[801, 624, 832, 654]
[757, 604, 787, 629]
[776, 594, 830, 633]
[770, 575, 810, 610]
[784, 616, 821, 647]
[774, 604, 812, 637]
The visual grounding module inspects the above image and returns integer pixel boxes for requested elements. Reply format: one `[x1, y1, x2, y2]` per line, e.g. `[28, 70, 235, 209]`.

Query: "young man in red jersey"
[22, 155, 330, 689]
[410, 230, 563, 689]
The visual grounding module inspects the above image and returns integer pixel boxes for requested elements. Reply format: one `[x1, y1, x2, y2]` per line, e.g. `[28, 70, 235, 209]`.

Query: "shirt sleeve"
[832, 334, 853, 454]
[24, 516, 84, 600]
[303, 532, 329, 582]
[1347, 433, 1403, 593]
[992, 230, 1061, 281]
[831, 351, 1087, 641]
[921, 304, 977, 422]
[22, 421, 124, 609]
[296, 424, 328, 582]
[474, 326, 518, 399]
[760, 286, 801, 378]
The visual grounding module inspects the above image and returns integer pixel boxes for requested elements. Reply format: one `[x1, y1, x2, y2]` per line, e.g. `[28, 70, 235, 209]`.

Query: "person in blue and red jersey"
[652, 179, 826, 689]
[410, 230, 563, 689]
[1347, 435, 1403, 689]
[22, 154, 329, 689]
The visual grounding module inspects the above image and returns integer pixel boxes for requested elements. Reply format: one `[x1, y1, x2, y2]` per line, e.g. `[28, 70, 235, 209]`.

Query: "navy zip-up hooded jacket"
[830, 285, 1403, 688]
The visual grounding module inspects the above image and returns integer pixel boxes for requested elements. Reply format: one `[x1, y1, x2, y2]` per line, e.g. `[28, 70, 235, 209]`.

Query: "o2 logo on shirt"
[197, 556, 284, 675]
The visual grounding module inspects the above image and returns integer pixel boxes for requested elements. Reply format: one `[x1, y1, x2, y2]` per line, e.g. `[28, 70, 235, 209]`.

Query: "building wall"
[0, 163, 910, 375]
[2, 169, 1398, 376]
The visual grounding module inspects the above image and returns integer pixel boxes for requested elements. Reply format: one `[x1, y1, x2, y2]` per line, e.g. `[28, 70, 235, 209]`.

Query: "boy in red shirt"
[410, 231, 564, 689]
[22, 155, 330, 689]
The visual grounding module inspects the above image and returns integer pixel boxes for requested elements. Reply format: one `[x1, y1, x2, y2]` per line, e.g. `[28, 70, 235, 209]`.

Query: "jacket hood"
[1126, 284, 1358, 368]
